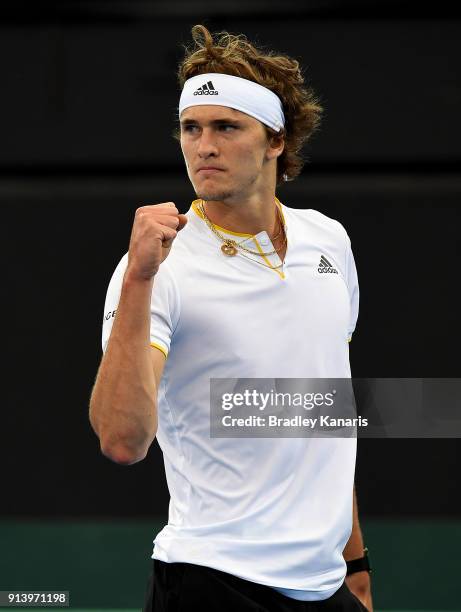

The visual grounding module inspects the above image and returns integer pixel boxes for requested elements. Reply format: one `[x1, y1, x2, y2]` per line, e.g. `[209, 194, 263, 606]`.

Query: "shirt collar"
[190, 198, 287, 239]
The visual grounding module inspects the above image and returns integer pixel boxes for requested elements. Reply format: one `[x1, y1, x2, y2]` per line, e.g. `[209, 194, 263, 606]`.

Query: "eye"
[219, 124, 237, 131]
[182, 124, 200, 133]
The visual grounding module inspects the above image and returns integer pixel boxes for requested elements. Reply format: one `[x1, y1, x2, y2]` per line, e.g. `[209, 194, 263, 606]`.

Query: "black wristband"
[346, 547, 372, 576]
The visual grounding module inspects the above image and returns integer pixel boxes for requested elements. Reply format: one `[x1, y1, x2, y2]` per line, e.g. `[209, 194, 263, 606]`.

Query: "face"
[179, 105, 282, 202]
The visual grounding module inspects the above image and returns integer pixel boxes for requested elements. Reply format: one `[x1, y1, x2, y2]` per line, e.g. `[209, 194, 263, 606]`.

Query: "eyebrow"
[180, 118, 242, 127]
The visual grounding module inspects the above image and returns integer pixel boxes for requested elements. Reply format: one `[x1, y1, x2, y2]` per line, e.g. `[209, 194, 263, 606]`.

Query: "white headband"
[178, 73, 285, 132]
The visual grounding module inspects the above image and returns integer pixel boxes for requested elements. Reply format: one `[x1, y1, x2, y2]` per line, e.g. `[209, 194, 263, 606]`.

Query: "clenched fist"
[125, 202, 188, 282]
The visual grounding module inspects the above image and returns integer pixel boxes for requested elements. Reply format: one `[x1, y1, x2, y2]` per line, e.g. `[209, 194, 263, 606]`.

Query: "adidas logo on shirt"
[194, 81, 219, 96]
[318, 255, 338, 274]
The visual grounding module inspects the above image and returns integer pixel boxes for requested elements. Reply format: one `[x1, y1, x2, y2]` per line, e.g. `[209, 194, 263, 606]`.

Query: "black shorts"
[143, 559, 369, 612]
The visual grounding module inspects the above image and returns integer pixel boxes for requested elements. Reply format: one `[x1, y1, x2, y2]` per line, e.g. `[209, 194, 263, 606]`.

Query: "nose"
[197, 128, 218, 158]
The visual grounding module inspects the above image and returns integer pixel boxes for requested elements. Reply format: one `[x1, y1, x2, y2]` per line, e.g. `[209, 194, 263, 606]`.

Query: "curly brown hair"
[175, 24, 324, 185]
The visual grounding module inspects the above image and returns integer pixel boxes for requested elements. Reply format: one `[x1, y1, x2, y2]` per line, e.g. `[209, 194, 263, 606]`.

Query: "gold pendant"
[221, 243, 237, 256]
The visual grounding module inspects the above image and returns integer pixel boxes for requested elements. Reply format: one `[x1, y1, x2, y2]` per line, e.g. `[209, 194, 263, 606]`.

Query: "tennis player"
[90, 24, 373, 611]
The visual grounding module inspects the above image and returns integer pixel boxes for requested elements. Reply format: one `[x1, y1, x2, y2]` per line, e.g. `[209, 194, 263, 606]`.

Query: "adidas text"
[194, 90, 218, 96]
[318, 267, 338, 273]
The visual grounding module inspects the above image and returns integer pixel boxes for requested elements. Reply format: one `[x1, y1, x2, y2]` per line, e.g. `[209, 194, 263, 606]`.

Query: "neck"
[200, 192, 281, 238]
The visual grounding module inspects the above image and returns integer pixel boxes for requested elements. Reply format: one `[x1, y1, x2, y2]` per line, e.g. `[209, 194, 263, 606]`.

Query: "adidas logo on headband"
[194, 81, 219, 96]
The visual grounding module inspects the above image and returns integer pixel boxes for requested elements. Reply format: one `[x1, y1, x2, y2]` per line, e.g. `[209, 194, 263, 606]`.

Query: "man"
[89, 25, 373, 611]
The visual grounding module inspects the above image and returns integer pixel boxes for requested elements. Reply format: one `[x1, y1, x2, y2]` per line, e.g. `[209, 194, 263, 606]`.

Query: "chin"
[196, 189, 234, 202]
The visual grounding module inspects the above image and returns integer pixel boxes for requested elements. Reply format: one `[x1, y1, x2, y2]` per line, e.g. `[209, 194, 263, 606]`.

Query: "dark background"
[2, 1, 460, 521]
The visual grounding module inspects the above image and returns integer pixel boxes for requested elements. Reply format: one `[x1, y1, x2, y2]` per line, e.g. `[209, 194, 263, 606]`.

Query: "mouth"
[197, 167, 225, 174]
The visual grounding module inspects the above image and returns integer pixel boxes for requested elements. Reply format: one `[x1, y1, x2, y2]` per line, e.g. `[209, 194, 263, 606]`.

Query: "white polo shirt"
[102, 198, 359, 601]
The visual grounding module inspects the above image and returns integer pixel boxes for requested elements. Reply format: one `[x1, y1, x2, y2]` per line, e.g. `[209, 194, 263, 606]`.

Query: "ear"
[266, 132, 285, 161]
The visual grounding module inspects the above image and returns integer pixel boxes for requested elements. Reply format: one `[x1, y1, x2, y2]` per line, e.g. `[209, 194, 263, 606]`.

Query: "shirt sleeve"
[101, 254, 180, 358]
[344, 233, 360, 342]
[101, 253, 128, 354]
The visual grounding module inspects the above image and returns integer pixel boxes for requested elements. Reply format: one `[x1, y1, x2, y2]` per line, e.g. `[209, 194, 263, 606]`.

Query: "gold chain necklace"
[198, 200, 287, 258]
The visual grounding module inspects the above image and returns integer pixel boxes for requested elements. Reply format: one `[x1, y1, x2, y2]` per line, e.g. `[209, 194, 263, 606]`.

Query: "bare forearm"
[89, 272, 158, 464]
[344, 485, 373, 611]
